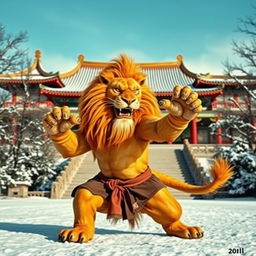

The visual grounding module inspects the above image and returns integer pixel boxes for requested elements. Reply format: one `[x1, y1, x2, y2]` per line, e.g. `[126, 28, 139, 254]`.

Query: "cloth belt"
[98, 168, 152, 221]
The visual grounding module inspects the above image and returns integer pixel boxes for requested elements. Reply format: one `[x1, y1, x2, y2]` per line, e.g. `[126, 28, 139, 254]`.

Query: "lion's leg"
[59, 189, 105, 243]
[141, 187, 204, 239]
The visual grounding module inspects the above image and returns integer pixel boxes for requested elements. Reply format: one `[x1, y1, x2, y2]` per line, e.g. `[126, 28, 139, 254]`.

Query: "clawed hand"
[43, 106, 80, 136]
[159, 85, 202, 121]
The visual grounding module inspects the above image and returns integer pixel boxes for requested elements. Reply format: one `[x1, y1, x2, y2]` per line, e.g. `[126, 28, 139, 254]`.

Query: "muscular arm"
[136, 114, 189, 143]
[136, 85, 203, 142]
[50, 130, 90, 158]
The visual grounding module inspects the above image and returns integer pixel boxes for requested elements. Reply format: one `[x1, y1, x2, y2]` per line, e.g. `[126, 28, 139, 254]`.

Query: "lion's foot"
[58, 225, 95, 243]
[163, 221, 204, 239]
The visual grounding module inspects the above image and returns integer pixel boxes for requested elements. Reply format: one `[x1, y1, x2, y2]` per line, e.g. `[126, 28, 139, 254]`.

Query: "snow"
[0, 198, 255, 256]
[197, 158, 213, 172]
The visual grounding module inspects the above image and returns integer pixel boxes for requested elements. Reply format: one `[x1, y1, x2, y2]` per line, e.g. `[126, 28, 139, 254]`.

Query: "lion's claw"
[79, 237, 84, 243]
[164, 221, 204, 239]
[58, 226, 94, 243]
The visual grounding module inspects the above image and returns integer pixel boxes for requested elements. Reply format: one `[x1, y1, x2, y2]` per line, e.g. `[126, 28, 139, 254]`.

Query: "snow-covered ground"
[0, 198, 255, 256]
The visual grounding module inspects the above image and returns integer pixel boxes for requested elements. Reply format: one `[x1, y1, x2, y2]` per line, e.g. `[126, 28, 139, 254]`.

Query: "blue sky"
[1, 0, 254, 74]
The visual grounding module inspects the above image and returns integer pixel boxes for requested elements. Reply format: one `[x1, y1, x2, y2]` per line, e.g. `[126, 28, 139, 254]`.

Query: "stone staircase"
[62, 144, 196, 199]
[148, 144, 195, 199]
[62, 153, 100, 198]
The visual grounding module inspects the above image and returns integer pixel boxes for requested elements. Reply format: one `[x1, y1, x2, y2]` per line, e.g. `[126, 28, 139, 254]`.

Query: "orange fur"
[78, 54, 161, 150]
[52, 55, 234, 242]
[152, 158, 233, 194]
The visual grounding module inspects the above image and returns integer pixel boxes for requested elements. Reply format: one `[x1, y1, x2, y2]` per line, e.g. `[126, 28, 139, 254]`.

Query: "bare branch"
[237, 15, 256, 36]
[228, 98, 248, 116]
[0, 24, 28, 74]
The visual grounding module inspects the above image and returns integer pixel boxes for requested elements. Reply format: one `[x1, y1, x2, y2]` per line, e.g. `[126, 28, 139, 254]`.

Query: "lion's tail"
[152, 158, 233, 194]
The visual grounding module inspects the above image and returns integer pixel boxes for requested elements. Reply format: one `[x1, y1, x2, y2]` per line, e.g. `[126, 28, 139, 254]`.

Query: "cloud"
[183, 36, 251, 75]
[165, 37, 241, 75]
[184, 55, 226, 75]
[41, 54, 77, 73]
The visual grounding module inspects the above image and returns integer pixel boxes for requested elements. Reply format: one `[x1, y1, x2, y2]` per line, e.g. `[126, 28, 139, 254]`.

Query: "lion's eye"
[134, 89, 140, 95]
[113, 88, 121, 93]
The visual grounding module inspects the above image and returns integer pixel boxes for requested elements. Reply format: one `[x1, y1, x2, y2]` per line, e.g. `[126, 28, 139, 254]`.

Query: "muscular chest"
[94, 137, 148, 167]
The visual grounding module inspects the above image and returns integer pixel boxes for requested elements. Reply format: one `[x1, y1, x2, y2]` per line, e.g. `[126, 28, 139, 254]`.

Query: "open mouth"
[114, 107, 133, 118]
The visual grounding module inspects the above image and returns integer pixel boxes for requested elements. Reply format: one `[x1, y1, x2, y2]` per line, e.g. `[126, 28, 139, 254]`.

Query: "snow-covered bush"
[0, 141, 58, 191]
[0, 100, 60, 192]
[216, 141, 256, 195]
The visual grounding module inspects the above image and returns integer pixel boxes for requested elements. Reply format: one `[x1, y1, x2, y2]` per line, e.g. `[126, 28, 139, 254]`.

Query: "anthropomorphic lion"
[43, 55, 233, 243]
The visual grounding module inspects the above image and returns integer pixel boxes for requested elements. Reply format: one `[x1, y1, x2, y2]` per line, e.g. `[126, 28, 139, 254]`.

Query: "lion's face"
[79, 54, 161, 150]
[106, 78, 141, 120]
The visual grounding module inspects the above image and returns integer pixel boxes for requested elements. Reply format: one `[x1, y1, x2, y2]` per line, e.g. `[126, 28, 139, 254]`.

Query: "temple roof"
[0, 50, 63, 88]
[39, 53, 223, 97]
[1, 50, 249, 97]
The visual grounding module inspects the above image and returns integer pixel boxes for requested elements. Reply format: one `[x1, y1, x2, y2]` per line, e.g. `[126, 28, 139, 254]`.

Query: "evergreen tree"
[210, 9, 256, 195]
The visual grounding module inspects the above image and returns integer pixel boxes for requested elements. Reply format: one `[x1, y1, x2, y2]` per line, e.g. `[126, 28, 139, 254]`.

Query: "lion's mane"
[78, 54, 161, 150]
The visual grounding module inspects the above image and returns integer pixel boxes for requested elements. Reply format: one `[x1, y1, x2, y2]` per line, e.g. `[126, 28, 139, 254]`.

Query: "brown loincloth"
[71, 168, 166, 227]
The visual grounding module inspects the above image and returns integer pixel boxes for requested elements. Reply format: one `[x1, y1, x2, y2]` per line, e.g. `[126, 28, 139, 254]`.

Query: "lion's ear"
[134, 73, 146, 86]
[99, 72, 115, 84]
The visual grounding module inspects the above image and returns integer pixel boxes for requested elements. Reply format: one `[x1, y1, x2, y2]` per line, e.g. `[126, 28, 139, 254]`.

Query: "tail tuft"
[210, 157, 234, 190]
[153, 157, 234, 195]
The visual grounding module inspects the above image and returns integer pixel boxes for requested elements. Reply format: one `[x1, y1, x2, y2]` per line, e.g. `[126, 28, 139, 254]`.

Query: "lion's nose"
[121, 97, 136, 105]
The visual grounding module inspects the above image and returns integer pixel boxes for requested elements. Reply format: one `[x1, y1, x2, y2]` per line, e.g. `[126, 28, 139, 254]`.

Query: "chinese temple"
[0, 50, 254, 144]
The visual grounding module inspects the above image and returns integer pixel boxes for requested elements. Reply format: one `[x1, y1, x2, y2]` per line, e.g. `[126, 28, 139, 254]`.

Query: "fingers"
[185, 92, 198, 104]
[50, 106, 71, 121]
[159, 99, 172, 109]
[189, 99, 202, 110]
[44, 106, 74, 124]
[180, 86, 192, 100]
[173, 86, 202, 112]
[193, 104, 203, 113]
[173, 85, 191, 100]
[44, 113, 57, 126]
[159, 99, 183, 117]
[44, 106, 70, 125]
[43, 120, 59, 135]
[62, 106, 71, 120]
[59, 114, 80, 133]
[52, 106, 62, 120]
[173, 85, 182, 98]
[173, 86, 196, 101]
[43, 106, 79, 135]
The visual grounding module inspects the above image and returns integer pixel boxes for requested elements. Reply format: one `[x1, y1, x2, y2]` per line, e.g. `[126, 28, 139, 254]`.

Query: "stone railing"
[183, 140, 230, 185]
[188, 143, 230, 157]
[183, 139, 211, 186]
[28, 191, 50, 197]
[183, 139, 232, 197]
[50, 154, 86, 199]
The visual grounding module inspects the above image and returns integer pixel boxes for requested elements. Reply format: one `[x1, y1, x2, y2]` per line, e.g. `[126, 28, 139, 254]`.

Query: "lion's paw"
[58, 225, 94, 243]
[164, 221, 204, 239]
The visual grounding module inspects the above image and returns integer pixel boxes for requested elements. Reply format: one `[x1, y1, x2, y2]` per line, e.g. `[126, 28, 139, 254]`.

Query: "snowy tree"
[210, 10, 256, 195]
[0, 86, 58, 191]
[0, 25, 58, 193]
[216, 141, 256, 195]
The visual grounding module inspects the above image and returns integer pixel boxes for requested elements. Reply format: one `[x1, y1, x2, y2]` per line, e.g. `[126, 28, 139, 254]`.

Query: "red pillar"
[216, 115, 223, 144]
[190, 118, 198, 144]
[216, 127, 223, 144]
[12, 93, 17, 104]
